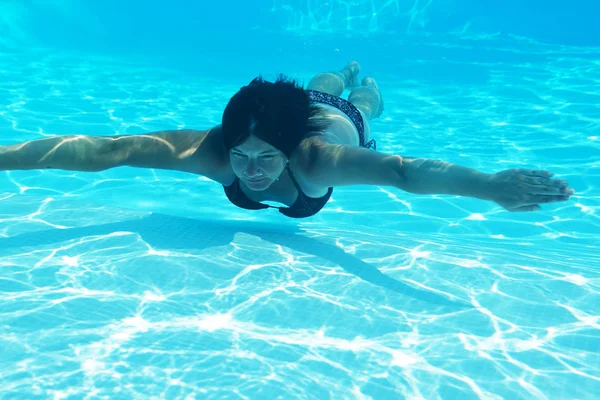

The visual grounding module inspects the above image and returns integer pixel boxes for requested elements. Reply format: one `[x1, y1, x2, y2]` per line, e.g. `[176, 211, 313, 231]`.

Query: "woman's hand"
[487, 168, 575, 212]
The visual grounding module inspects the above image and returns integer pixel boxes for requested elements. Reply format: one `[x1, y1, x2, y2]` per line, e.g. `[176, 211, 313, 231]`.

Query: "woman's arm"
[398, 157, 574, 211]
[299, 141, 574, 212]
[400, 157, 490, 199]
[0, 134, 130, 172]
[0, 127, 228, 179]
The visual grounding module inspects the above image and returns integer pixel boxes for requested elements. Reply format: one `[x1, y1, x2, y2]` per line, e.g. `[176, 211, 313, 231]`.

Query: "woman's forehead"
[234, 135, 278, 152]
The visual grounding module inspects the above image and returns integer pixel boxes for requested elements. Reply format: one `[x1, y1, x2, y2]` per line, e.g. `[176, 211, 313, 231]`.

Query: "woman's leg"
[306, 61, 361, 96]
[348, 76, 384, 121]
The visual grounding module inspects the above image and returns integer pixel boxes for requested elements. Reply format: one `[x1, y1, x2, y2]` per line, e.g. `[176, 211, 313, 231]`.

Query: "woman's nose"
[244, 160, 262, 177]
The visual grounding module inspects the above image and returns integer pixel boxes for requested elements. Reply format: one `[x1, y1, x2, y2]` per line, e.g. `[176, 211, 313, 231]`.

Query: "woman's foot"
[337, 61, 361, 89]
[360, 76, 384, 118]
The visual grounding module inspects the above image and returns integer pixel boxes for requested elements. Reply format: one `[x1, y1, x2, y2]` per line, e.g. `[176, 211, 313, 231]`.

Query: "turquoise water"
[1, 6, 600, 400]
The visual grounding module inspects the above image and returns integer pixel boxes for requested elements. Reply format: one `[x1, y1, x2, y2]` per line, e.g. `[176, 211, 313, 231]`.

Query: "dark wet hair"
[222, 75, 329, 158]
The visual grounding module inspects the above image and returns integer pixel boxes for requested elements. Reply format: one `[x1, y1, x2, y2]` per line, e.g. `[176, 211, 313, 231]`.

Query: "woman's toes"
[340, 61, 361, 88]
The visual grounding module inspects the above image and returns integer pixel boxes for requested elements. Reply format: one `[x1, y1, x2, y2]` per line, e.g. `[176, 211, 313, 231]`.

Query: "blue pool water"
[1, 1, 599, 399]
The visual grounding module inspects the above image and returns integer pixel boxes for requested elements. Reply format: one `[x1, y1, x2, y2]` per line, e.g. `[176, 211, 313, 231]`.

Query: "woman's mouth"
[246, 177, 266, 183]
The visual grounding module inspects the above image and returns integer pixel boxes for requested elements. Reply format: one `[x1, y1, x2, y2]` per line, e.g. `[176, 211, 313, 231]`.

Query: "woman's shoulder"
[288, 137, 334, 195]
[186, 125, 236, 185]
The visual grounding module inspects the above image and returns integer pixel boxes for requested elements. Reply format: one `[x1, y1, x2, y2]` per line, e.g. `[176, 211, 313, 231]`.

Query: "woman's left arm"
[298, 141, 574, 212]
[400, 158, 575, 211]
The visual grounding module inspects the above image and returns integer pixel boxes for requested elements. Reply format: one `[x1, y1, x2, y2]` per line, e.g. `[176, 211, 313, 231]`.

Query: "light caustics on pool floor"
[1, 36, 599, 399]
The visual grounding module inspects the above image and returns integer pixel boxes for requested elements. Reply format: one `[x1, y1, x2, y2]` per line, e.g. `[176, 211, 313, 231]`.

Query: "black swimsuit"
[222, 90, 377, 218]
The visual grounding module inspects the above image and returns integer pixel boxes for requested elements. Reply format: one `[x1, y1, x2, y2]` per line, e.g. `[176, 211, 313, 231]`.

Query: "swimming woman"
[0, 62, 574, 218]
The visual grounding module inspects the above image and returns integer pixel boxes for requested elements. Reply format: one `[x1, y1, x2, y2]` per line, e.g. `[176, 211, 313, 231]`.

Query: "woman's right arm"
[0, 127, 228, 180]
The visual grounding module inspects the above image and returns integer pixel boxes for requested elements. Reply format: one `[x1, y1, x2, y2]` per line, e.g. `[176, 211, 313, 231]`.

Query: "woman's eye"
[231, 153, 275, 160]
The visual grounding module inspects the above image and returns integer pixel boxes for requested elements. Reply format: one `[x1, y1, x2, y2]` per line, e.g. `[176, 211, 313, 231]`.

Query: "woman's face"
[229, 135, 287, 191]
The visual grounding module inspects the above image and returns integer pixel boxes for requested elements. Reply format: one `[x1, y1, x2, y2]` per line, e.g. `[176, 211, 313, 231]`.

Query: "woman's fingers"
[518, 169, 553, 178]
[491, 168, 575, 212]
[524, 184, 562, 195]
[527, 193, 572, 205]
[523, 175, 566, 186]
[520, 171, 575, 196]
[524, 182, 575, 196]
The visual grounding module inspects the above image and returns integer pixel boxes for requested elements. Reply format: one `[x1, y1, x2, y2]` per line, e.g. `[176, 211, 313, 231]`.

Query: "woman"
[0, 62, 574, 218]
